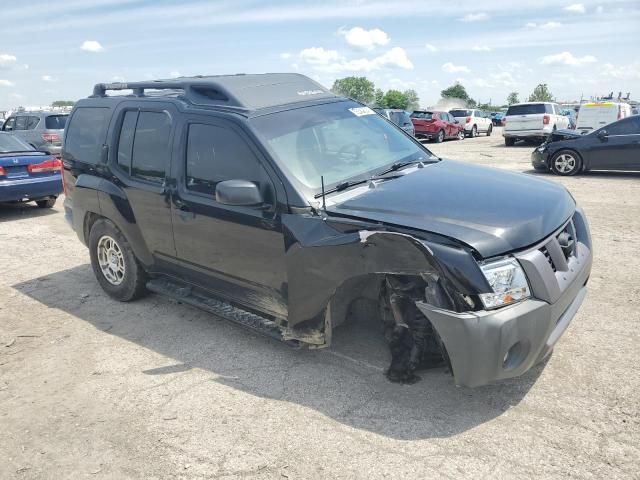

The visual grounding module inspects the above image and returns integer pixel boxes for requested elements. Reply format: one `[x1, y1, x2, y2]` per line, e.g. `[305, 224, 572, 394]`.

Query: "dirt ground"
[1, 127, 639, 479]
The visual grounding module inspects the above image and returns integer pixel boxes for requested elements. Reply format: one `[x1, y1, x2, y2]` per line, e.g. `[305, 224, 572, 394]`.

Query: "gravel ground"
[1, 127, 639, 479]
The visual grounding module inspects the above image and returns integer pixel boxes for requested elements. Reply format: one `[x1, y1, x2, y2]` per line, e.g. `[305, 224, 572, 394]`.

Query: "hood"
[328, 160, 575, 258]
[549, 129, 583, 142]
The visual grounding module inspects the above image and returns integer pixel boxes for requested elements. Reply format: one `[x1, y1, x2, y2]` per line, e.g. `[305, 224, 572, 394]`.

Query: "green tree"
[506, 91, 520, 105]
[331, 76, 375, 104]
[51, 100, 75, 107]
[374, 88, 384, 107]
[403, 89, 420, 111]
[440, 83, 470, 101]
[380, 90, 409, 109]
[528, 84, 554, 102]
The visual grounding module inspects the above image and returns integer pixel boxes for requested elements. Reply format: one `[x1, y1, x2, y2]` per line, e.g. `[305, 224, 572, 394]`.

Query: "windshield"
[0, 134, 34, 152]
[411, 111, 433, 120]
[45, 114, 68, 129]
[450, 109, 471, 117]
[251, 101, 435, 196]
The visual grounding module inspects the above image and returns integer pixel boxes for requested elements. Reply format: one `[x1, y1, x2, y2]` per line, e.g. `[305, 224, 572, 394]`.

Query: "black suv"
[63, 74, 592, 387]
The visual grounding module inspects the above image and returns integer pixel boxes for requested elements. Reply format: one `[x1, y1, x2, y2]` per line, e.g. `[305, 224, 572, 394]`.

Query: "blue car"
[0, 132, 63, 208]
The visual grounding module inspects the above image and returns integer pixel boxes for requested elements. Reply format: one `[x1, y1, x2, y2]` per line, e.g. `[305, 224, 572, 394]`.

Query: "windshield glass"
[250, 101, 435, 196]
[0, 134, 33, 152]
[411, 111, 433, 120]
[449, 109, 471, 117]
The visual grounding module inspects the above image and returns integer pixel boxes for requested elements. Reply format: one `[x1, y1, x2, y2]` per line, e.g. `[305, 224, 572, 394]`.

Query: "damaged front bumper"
[417, 209, 592, 387]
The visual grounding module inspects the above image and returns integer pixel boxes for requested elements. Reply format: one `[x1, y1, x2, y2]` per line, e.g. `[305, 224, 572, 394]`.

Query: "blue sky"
[1, 0, 639, 109]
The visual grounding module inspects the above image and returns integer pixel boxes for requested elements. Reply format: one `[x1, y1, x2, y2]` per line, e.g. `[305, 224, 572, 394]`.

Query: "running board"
[146, 278, 300, 347]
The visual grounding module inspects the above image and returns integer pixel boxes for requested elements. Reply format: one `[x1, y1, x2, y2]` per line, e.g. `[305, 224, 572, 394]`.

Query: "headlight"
[536, 144, 548, 152]
[478, 258, 530, 309]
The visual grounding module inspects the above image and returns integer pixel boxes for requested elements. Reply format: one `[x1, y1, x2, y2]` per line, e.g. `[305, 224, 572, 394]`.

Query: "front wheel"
[469, 125, 477, 138]
[486, 125, 493, 136]
[89, 218, 149, 301]
[457, 130, 465, 140]
[550, 150, 582, 176]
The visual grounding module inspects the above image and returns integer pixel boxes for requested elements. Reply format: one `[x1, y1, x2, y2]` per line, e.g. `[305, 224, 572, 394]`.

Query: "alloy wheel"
[97, 235, 126, 285]
[553, 153, 577, 174]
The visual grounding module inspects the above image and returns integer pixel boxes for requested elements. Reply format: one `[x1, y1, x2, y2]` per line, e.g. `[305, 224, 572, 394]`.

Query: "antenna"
[320, 176, 327, 211]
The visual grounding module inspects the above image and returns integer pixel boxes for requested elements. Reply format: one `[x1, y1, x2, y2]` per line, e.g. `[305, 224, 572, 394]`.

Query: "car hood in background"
[329, 160, 575, 258]
[549, 129, 584, 142]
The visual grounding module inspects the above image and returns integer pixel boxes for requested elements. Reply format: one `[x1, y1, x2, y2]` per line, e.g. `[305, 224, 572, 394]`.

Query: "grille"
[557, 220, 576, 260]
[540, 246, 557, 272]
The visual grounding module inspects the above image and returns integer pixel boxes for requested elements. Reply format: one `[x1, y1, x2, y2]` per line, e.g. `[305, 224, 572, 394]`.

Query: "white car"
[449, 109, 493, 138]
[503, 102, 570, 146]
[575, 102, 632, 133]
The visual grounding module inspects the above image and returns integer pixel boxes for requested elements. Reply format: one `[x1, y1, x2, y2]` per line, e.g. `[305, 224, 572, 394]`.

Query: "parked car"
[532, 115, 640, 175]
[2, 111, 68, 157]
[0, 132, 62, 207]
[374, 108, 415, 136]
[491, 112, 506, 126]
[575, 102, 632, 134]
[449, 109, 493, 138]
[62, 73, 592, 387]
[503, 102, 570, 146]
[410, 110, 464, 142]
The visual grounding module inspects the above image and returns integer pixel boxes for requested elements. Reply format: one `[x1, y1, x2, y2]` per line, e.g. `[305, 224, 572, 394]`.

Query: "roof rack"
[90, 73, 337, 112]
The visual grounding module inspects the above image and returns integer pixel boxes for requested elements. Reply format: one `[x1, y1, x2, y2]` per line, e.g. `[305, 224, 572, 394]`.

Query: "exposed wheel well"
[83, 212, 103, 245]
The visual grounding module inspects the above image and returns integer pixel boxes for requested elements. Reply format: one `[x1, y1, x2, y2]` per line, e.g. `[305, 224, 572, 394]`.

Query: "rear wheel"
[486, 124, 493, 136]
[550, 150, 582, 176]
[36, 197, 56, 208]
[470, 125, 477, 138]
[89, 218, 148, 301]
[505, 137, 516, 146]
[435, 129, 445, 143]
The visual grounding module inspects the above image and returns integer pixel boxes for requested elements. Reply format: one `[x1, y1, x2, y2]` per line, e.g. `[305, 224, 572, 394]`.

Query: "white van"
[576, 102, 632, 133]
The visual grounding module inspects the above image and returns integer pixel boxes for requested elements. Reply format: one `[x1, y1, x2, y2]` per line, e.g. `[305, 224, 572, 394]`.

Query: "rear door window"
[130, 111, 172, 183]
[605, 117, 640, 136]
[15, 116, 28, 130]
[25, 116, 40, 130]
[64, 107, 110, 164]
[116, 110, 139, 174]
[45, 115, 68, 129]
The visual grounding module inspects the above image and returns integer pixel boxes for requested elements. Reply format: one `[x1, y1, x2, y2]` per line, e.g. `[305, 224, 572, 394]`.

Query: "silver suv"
[2, 111, 69, 156]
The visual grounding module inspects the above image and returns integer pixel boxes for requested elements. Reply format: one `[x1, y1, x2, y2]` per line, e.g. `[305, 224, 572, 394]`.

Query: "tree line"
[331, 76, 555, 110]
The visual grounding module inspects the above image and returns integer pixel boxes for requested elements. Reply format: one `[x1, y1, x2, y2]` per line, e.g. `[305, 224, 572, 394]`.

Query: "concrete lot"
[1, 127, 639, 479]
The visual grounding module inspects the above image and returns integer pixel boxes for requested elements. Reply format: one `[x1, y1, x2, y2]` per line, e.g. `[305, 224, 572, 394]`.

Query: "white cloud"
[0, 53, 17, 67]
[490, 71, 517, 87]
[595, 5, 604, 14]
[460, 12, 489, 22]
[279, 52, 292, 59]
[339, 27, 389, 50]
[0, 79, 15, 87]
[112, 75, 126, 82]
[169, 70, 181, 77]
[42, 75, 55, 82]
[80, 40, 104, 52]
[299, 46, 413, 73]
[601, 62, 640, 80]
[525, 22, 537, 28]
[299, 47, 341, 65]
[472, 78, 494, 88]
[442, 62, 470, 74]
[564, 3, 586, 14]
[540, 21, 563, 29]
[472, 45, 491, 52]
[425, 43, 438, 53]
[540, 51, 597, 66]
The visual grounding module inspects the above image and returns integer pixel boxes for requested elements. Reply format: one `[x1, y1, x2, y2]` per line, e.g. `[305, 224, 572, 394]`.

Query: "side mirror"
[215, 179, 263, 206]
[596, 129, 608, 141]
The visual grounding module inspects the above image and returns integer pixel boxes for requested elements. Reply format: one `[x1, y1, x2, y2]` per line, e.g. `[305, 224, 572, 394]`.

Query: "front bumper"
[531, 147, 550, 169]
[417, 209, 592, 387]
[0, 175, 62, 202]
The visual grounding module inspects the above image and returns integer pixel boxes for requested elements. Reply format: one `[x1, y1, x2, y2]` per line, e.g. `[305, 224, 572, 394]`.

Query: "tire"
[457, 129, 465, 140]
[486, 124, 493, 136]
[550, 150, 582, 176]
[470, 125, 477, 138]
[36, 197, 56, 208]
[88, 218, 148, 301]
[435, 129, 444, 143]
[505, 137, 516, 147]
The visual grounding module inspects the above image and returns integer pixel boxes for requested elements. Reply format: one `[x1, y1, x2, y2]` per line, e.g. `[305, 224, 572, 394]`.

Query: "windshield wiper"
[313, 179, 369, 198]
[374, 159, 426, 177]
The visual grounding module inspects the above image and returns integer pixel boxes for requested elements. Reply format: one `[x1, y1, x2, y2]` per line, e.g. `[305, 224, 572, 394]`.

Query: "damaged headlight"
[478, 258, 530, 309]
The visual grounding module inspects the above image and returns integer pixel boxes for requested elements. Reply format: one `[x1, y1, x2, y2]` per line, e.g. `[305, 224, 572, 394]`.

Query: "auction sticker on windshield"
[349, 107, 376, 116]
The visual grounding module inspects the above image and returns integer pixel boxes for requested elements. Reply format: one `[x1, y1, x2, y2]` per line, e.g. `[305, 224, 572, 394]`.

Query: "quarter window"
[64, 107, 110, 164]
[186, 123, 268, 196]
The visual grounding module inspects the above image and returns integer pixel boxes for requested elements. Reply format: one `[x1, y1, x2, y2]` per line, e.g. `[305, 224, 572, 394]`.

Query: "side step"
[146, 278, 299, 347]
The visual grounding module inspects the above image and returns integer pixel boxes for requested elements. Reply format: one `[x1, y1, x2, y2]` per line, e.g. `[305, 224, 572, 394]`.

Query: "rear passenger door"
[169, 115, 288, 318]
[110, 104, 177, 259]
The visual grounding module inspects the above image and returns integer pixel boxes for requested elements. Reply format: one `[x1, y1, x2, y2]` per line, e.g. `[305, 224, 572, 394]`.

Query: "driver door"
[587, 117, 640, 170]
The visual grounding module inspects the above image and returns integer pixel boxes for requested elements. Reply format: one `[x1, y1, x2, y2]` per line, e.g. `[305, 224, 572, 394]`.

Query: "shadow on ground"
[525, 169, 640, 180]
[13, 264, 547, 440]
[0, 202, 58, 222]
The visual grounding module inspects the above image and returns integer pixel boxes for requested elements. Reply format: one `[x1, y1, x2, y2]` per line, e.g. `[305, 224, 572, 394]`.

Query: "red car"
[410, 110, 465, 142]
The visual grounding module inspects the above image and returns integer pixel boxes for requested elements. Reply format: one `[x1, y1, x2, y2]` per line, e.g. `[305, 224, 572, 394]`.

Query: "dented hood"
[329, 159, 575, 258]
